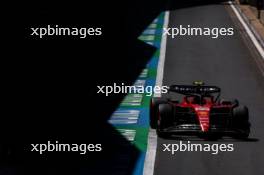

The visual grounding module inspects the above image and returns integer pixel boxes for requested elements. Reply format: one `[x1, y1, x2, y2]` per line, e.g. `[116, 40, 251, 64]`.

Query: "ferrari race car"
[150, 82, 250, 139]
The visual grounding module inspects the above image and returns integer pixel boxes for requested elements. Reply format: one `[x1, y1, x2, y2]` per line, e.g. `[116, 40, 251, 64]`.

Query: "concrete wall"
[250, 6, 259, 17]
[247, 0, 264, 24]
[261, 10, 264, 24]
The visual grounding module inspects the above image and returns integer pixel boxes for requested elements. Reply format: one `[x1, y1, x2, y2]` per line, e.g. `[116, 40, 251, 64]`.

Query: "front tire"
[232, 106, 250, 139]
[150, 97, 167, 129]
[157, 104, 173, 138]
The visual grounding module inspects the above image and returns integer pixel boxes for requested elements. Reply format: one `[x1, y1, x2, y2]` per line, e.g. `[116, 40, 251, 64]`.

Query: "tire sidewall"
[232, 105, 250, 138]
[150, 97, 167, 129]
[158, 104, 173, 130]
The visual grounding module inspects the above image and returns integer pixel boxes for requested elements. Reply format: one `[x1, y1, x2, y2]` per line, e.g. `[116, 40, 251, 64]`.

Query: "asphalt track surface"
[154, 3, 264, 175]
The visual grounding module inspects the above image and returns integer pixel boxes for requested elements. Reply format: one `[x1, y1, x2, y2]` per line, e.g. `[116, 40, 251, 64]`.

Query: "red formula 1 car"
[150, 82, 250, 139]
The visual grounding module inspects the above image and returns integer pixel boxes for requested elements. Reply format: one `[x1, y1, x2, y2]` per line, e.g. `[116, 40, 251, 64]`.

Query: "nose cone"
[195, 107, 210, 132]
[198, 115, 210, 132]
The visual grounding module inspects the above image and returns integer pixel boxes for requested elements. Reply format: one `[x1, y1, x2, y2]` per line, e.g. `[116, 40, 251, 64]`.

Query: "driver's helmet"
[202, 96, 213, 104]
[192, 96, 200, 104]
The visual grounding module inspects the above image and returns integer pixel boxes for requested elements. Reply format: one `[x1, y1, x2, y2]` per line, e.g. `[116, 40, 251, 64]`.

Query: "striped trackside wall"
[108, 12, 165, 175]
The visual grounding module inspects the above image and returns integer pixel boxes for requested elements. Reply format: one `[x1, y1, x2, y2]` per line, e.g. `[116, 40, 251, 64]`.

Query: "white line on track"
[153, 11, 170, 98]
[143, 11, 170, 175]
[229, 1, 264, 59]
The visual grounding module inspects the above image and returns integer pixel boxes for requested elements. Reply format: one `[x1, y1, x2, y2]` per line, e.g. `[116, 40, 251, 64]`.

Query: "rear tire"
[150, 97, 167, 129]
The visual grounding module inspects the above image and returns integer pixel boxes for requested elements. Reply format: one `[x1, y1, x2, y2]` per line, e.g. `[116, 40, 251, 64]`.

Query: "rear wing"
[169, 85, 221, 95]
